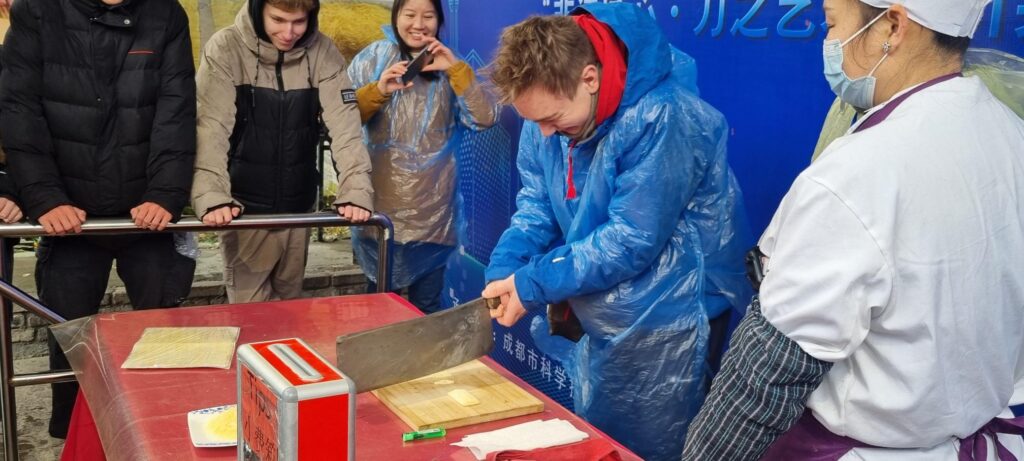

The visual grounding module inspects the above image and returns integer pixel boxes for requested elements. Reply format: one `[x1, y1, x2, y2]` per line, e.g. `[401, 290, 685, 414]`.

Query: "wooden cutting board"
[372, 360, 544, 431]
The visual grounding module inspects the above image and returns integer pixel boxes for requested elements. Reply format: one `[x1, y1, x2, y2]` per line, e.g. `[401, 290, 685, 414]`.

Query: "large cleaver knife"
[335, 297, 501, 393]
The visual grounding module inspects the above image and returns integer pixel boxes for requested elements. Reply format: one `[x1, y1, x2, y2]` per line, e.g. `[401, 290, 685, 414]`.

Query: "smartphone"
[398, 50, 431, 85]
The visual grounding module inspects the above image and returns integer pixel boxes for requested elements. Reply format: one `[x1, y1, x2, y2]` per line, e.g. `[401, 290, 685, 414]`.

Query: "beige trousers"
[220, 228, 310, 303]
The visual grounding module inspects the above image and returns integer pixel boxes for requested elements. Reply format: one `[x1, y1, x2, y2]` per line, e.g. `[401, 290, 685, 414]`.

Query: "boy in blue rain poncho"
[482, 4, 752, 460]
[347, 0, 498, 313]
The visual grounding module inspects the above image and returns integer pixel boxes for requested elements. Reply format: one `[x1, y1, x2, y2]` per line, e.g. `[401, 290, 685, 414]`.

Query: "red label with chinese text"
[241, 366, 279, 461]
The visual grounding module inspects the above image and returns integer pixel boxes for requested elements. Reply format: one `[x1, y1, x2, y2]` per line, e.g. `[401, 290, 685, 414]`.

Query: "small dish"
[187, 404, 237, 448]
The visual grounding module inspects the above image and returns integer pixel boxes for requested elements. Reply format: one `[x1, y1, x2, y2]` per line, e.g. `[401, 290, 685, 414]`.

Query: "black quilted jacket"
[0, 0, 196, 220]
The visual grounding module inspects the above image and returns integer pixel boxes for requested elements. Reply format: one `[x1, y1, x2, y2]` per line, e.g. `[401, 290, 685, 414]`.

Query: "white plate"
[187, 404, 237, 448]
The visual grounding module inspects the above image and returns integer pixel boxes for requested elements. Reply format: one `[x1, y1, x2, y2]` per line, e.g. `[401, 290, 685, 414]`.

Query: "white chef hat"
[860, 0, 992, 38]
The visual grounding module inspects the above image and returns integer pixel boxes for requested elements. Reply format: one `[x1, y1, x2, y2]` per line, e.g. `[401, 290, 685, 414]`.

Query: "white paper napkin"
[452, 419, 590, 460]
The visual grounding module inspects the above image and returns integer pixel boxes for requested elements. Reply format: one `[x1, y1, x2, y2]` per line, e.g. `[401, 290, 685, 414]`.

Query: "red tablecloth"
[55, 294, 640, 460]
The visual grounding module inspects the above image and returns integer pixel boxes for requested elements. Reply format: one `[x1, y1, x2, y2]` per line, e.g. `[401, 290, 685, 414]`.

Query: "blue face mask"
[823, 10, 890, 110]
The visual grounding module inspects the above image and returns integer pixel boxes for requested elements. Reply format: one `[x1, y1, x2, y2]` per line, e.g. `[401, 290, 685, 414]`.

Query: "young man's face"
[263, 4, 309, 52]
[511, 64, 600, 138]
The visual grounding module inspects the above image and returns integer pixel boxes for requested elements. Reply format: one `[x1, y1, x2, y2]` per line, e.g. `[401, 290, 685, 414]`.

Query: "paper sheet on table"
[452, 419, 590, 460]
[122, 327, 240, 369]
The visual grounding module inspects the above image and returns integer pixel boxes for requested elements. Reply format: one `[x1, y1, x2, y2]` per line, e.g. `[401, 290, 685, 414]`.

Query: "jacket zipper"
[275, 51, 284, 210]
[275, 51, 285, 91]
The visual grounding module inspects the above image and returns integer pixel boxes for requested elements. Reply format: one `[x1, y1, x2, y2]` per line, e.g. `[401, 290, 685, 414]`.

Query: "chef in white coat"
[683, 0, 1024, 460]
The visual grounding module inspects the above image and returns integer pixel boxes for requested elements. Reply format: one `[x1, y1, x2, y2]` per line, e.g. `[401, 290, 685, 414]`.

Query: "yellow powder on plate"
[205, 406, 238, 441]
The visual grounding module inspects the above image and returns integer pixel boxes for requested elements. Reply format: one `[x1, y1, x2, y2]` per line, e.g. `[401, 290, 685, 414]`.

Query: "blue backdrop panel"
[441, 0, 1024, 410]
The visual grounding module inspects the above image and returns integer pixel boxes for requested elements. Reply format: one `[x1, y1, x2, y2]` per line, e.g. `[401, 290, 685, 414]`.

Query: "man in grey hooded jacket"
[192, 0, 373, 303]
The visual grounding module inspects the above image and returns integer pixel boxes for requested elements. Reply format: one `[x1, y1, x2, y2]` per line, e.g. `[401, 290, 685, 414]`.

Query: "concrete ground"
[3, 234, 361, 460]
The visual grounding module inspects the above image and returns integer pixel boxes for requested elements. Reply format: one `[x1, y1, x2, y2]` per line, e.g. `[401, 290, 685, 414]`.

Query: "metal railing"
[0, 212, 394, 461]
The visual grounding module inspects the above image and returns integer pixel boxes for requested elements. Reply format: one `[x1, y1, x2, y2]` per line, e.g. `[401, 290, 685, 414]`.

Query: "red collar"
[571, 13, 627, 128]
[564, 13, 627, 201]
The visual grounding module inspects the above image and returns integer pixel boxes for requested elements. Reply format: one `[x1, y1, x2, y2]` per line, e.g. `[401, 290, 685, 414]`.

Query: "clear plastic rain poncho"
[484, 5, 753, 460]
[347, 27, 498, 291]
[813, 48, 1024, 161]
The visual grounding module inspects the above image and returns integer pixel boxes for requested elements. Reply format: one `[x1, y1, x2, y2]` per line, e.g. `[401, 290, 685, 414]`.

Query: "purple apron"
[761, 410, 1024, 461]
[762, 72, 1024, 461]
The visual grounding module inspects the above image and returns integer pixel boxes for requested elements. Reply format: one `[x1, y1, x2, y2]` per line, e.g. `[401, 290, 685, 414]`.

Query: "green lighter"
[402, 427, 446, 442]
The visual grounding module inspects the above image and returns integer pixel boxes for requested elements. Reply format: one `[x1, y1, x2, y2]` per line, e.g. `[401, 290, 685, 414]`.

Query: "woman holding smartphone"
[348, 0, 497, 313]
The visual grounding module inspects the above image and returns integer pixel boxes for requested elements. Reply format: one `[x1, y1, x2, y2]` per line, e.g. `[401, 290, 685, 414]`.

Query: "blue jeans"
[366, 266, 445, 314]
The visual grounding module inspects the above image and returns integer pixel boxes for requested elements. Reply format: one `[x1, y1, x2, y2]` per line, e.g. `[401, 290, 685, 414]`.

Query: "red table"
[55, 294, 640, 460]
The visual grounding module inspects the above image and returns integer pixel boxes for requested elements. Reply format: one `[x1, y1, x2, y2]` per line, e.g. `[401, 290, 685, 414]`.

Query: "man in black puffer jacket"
[0, 42, 26, 292]
[0, 0, 196, 438]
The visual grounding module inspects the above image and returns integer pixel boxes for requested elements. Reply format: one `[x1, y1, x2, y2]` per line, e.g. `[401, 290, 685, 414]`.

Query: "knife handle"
[484, 297, 502, 310]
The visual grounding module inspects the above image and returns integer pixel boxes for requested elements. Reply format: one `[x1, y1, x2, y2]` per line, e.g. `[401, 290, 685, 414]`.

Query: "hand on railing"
[0, 212, 393, 237]
[0, 198, 22, 225]
[337, 204, 371, 223]
[0, 212, 395, 293]
[201, 205, 242, 227]
[130, 202, 173, 231]
[37, 205, 87, 235]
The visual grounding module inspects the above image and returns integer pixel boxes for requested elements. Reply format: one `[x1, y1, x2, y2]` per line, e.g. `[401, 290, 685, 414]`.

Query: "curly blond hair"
[488, 15, 596, 104]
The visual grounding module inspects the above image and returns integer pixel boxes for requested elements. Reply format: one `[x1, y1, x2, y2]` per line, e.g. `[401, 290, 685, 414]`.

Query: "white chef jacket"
[758, 76, 1024, 459]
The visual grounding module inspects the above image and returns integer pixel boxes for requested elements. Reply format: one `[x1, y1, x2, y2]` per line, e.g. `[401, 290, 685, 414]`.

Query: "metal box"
[237, 338, 356, 461]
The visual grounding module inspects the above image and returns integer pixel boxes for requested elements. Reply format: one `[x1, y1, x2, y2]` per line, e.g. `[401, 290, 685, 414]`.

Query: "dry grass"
[179, 0, 246, 67]
[320, 2, 390, 61]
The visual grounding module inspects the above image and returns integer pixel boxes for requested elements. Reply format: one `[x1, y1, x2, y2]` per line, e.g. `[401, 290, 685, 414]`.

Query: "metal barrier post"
[376, 224, 393, 292]
[1, 237, 17, 461]
[0, 213, 393, 460]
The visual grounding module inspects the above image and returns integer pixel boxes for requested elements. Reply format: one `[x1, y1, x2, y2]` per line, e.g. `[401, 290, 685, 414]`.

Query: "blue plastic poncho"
[484, 4, 752, 460]
[347, 28, 498, 294]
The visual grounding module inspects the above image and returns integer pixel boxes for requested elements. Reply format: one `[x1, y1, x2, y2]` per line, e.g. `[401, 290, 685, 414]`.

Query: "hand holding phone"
[398, 50, 432, 85]
[420, 38, 458, 72]
[377, 61, 414, 96]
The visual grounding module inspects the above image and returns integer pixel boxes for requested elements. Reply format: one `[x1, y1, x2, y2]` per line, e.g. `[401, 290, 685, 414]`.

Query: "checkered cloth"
[682, 297, 832, 460]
